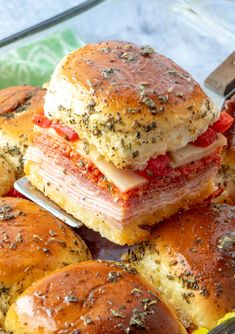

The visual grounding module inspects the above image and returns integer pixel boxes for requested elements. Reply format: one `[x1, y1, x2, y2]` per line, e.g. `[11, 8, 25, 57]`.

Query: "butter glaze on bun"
[0, 197, 91, 328]
[125, 204, 235, 330]
[0, 85, 46, 176]
[44, 41, 219, 169]
[6, 260, 187, 334]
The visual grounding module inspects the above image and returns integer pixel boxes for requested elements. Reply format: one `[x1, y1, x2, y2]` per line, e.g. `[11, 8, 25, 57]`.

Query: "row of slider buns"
[0, 41, 234, 332]
[0, 197, 233, 333]
[0, 196, 233, 333]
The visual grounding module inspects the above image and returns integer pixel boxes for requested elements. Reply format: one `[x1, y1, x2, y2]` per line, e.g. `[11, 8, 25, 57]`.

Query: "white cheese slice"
[74, 141, 148, 193]
[36, 126, 226, 192]
[170, 134, 227, 168]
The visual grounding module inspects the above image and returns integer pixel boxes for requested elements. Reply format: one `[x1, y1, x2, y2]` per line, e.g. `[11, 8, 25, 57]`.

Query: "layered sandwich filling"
[24, 111, 233, 228]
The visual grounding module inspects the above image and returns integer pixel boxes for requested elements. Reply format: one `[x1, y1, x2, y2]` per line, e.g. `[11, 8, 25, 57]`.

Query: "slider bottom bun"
[5, 260, 187, 334]
[0, 157, 15, 196]
[0, 197, 91, 328]
[125, 204, 235, 331]
[26, 161, 215, 245]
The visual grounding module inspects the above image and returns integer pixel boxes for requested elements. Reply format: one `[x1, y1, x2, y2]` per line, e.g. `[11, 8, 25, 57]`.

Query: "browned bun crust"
[5, 260, 187, 334]
[0, 157, 15, 196]
[126, 204, 235, 330]
[44, 41, 218, 170]
[0, 197, 91, 327]
[0, 85, 46, 176]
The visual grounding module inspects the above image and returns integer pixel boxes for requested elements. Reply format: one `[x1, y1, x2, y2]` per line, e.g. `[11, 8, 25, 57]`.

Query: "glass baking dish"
[0, 4, 235, 332]
[0, 0, 234, 106]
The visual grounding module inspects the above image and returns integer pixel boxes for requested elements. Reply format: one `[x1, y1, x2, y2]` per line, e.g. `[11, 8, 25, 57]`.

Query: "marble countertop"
[0, 0, 234, 106]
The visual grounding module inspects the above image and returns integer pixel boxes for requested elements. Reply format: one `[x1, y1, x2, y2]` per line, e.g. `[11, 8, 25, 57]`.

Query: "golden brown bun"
[6, 260, 187, 334]
[0, 197, 91, 328]
[0, 157, 15, 196]
[44, 41, 219, 170]
[0, 85, 46, 176]
[125, 204, 235, 330]
[25, 160, 216, 245]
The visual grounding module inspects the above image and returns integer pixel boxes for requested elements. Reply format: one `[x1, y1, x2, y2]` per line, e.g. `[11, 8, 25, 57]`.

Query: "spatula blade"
[208, 317, 235, 334]
[14, 177, 82, 228]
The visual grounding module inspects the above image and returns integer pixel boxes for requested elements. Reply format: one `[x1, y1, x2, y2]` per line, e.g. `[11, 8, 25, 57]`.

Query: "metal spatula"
[14, 177, 82, 228]
[208, 317, 235, 334]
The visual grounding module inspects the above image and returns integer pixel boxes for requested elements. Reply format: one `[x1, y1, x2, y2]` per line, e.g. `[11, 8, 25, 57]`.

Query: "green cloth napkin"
[0, 29, 84, 89]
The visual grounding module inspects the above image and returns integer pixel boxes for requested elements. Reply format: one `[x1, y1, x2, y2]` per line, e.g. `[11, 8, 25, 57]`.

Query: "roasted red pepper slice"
[32, 114, 52, 128]
[51, 122, 79, 142]
[211, 112, 234, 133]
[193, 128, 218, 147]
[137, 155, 171, 180]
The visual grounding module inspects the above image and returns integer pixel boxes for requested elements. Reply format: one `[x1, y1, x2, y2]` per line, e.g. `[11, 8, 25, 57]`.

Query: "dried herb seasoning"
[132, 151, 139, 158]
[126, 108, 141, 114]
[159, 95, 169, 103]
[140, 45, 155, 56]
[107, 271, 122, 282]
[140, 96, 156, 109]
[143, 122, 157, 132]
[176, 91, 184, 98]
[0, 205, 18, 221]
[64, 294, 80, 303]
[120, 52, 135, 62]
[217, 232, 235, 251]
[15, 232, 23, 243]
[102, 67, 114, 78]
[81, 315, 93, 325]
[131, 288, 143, 296]
[110, 309, 125, 318]
[129, 308, 147, 329]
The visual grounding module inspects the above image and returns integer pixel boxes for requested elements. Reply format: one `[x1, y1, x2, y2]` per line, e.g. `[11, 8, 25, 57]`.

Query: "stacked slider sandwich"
[24, 41, 233, 245]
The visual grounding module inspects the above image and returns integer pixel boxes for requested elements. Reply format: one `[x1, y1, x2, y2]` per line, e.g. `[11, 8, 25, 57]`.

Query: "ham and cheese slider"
[24, 41, 233, 245]
[125, 204, 235, 332]
[6, 260, 187, 334]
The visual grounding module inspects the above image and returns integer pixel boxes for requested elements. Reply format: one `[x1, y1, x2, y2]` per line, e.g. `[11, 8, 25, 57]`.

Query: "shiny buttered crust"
[0, 85, 46, 176]
[25, 160, 216, 245]
[0, 197, 91, 327]
[126, 204, 235, 330]
[44, 41, 219, 169]
[0, 157, 15, 196]
[5, 261, 187, 334]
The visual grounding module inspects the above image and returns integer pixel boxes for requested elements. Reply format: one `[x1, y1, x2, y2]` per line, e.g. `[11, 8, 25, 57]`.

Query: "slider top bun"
[0, 85, 46, 177]
[0, 197, 91, 327]
[44, 41, 219, 170]
[126, 204, 235, 330]
[6, 260, 187, 334]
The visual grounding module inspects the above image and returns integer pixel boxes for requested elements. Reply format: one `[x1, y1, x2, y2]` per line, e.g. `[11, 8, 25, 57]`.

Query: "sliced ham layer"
[32, 128, 221, 203]
[25, 145, 219, 228]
